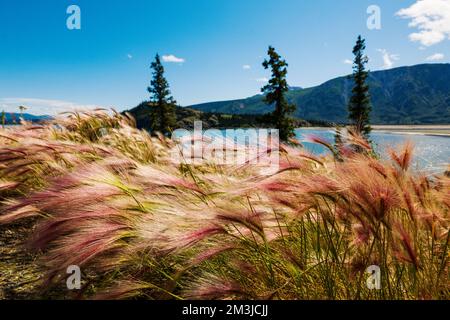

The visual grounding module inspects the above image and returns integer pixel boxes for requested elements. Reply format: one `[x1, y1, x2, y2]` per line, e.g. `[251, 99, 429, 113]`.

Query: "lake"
[175, 127, 449, 173]
[3, 125, 449, 173]
[297, 128, 449, 173]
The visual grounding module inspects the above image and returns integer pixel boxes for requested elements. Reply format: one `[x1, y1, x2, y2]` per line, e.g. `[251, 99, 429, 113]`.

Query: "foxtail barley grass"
[0, 111, 448, 300]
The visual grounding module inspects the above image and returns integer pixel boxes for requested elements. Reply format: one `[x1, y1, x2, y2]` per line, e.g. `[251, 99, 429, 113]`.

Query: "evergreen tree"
[261, 46, 296, 141]
[18, 105, 27, 118]
[348, 35, 372, 138]
[147, 54, 177, 135]
[1, 110, 5, 128]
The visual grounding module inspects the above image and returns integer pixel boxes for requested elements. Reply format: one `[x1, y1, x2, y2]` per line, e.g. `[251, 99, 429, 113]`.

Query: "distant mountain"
[2, 113, 51, 124]
[188, 64, 450, 125]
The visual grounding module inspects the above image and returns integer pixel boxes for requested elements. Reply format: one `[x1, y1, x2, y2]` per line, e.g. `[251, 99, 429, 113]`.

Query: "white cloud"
[377, 49, 400, 69]
[343, 59, 353, 65]
[256, 77, 269, 83]
[0, 98, 105, 116]
[397, 0, 450, 46]
[426, 53, 445, 60]
[242, 64, 251, 70]
[162, 54, 185, 63]
[127, 54, 133, 59]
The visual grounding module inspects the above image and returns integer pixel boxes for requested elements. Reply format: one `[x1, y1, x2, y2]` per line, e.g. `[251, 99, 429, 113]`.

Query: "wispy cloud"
[377, 49, 400, 69]
[127, 54, 133, 59]
[343, 59, 353, 65]
[397, 0, 450, 46]
[0, 98, 105, 115]
[256, 77, 269, 83]
[162, 54, 185, 63]
[242, 65, 251, 70]
[426, 53, 445, 61]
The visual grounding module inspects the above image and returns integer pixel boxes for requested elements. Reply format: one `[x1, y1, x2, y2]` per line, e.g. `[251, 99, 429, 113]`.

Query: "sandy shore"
[372, 125, 450, 137]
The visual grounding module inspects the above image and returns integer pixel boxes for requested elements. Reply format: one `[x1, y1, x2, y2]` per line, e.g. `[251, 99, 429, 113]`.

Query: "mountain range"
[1, 113, 50, 124]
[187, 64, 450, 125]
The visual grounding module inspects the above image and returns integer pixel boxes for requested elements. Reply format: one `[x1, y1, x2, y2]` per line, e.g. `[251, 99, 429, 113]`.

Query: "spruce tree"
[348, 35, 371, 138]
[261, 46, 296, 141]
[18, 105, 27, 118]
[1, 110, 5, 128]
[148, 54, 177, 135]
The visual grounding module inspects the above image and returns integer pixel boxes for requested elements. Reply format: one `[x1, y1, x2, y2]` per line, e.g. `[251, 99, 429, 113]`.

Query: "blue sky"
[0, 0, 449, 115]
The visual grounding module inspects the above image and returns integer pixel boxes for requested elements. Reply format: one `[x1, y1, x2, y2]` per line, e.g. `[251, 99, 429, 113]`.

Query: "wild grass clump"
[0, 111, 448, 300]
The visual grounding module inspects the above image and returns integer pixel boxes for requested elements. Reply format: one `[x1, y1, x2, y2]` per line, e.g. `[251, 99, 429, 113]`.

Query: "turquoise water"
[175, 128, 449, 173]
[4, 125, 448, 173]
[296, 129, 449, 173]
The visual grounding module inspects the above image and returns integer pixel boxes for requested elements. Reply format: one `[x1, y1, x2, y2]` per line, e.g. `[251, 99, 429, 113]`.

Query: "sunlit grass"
[0, 110, 448, 300]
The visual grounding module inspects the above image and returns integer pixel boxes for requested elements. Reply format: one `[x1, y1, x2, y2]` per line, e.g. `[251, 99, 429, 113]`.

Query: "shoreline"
[372, 130, 450, 138]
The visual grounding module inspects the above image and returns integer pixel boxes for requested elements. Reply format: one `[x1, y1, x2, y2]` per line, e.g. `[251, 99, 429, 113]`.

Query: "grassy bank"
[0, 111, 448, 300]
